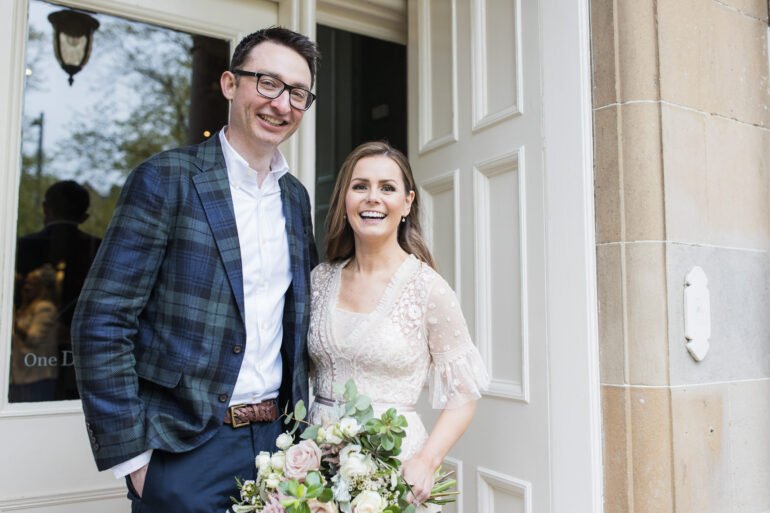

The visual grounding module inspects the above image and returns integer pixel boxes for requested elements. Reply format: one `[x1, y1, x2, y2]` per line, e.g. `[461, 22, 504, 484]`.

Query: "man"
[72, 27, 319, 512]
[15, 180, 101, 401]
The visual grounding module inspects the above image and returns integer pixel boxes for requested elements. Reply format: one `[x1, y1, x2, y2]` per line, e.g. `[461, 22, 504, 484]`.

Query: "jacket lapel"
[280, 175, 303, 363]
[191, 135, 245, 323]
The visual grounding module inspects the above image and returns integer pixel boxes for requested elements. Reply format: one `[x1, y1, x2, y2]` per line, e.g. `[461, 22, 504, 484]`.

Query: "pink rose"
[308, 499, 339, 513]
[284, 439, 322, 480]
[262, 495, 286, 513]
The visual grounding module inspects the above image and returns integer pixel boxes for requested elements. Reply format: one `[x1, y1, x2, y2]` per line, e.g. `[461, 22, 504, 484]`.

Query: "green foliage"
[51, 19, 193, 188]
[238, 380, 457, 513]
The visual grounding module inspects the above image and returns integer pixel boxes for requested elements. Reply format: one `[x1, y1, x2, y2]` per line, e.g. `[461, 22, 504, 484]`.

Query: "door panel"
[409, 1, 549, 512]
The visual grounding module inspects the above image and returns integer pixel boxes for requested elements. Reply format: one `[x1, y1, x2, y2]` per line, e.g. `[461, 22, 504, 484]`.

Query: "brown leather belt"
[224, 399, 279, 427]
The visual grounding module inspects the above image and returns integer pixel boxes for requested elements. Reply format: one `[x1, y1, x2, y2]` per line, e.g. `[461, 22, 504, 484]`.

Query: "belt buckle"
[229, 404, 250, 428]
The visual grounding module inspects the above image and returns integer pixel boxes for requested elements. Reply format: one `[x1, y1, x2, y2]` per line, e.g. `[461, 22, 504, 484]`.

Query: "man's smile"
[258, 114, 288, 127]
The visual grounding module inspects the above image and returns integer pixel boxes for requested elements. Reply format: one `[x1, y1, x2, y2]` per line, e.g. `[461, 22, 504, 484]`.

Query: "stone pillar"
[591, 0, 770, 511]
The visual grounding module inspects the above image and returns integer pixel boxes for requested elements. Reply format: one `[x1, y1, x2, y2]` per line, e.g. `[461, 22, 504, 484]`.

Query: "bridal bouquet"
[231, 380, 456, 513]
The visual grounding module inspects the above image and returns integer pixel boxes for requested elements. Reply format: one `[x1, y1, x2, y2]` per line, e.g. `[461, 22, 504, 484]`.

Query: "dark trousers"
[125, 419, 283, 513]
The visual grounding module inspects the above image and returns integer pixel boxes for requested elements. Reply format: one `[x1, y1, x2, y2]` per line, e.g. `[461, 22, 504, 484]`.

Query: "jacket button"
[233, 346, 242, 354]
[219, 394, 228, 403]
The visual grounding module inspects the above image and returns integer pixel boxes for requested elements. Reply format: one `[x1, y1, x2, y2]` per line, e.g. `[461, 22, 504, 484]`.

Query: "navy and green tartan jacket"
[72, 133, 317, 471]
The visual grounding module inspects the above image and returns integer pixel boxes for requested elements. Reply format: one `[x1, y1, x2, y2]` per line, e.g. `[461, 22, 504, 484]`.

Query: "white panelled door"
[0, 1, 277, 511]
[409, 1, 600, 512]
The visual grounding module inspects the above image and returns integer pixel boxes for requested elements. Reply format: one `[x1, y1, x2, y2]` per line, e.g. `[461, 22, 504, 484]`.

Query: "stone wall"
[591, 0, 770, 511]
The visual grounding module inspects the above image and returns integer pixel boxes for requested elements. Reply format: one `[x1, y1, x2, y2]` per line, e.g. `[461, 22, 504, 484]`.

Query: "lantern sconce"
[47, 9, 100, 86]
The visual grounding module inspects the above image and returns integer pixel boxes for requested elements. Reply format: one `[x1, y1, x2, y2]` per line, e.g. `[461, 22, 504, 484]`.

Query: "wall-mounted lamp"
[47, 9, 100, 86]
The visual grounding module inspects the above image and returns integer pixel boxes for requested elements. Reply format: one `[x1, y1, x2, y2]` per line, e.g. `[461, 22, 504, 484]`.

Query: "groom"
[72, 27, 319, 512]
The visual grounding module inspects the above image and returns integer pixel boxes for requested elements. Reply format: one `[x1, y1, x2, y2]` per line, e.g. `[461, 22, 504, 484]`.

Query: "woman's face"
[344, 155, 414, 247]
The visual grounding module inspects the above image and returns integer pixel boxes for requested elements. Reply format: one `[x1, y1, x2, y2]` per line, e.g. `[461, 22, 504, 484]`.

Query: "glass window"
[9, 0, 229, 403]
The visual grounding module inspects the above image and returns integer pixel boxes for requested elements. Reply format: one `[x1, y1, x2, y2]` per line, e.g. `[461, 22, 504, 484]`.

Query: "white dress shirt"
[112, 129, 292, 478]
[220, 128, 292, 406]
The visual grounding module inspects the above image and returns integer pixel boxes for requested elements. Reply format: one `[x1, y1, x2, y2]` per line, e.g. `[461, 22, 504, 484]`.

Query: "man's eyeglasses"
[231, 70, 316, 111]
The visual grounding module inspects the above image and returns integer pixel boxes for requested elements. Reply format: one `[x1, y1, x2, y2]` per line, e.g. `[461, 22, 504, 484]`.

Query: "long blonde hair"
[325, 141, 435, 269]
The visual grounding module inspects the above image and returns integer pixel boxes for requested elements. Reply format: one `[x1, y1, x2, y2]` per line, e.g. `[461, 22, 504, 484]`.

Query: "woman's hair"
[325, 141, 435, 269]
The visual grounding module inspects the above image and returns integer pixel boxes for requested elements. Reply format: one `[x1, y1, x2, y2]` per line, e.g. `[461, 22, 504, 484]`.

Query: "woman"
[9, 264, 60, 402]
[308, 141, 489, 510]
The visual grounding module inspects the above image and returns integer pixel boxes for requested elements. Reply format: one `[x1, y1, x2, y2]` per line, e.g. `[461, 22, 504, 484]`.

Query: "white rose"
[351, 490, 386, 513]
[271, 451, 286, 471]
[339, 417, 361, 437]
[255, 451, 272, 473]
[339, 444, 362, 462]
[324, 427, 343, 445]
[264, 472, 282, 489]
[339, 445, 376, 481]
[276, 432, 294, 451]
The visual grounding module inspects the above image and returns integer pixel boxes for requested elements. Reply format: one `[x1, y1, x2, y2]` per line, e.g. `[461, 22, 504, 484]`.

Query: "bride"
[308, 141, 489, 510]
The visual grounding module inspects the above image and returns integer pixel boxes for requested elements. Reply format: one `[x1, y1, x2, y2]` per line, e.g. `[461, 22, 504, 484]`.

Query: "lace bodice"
[308, 254, 489, 410]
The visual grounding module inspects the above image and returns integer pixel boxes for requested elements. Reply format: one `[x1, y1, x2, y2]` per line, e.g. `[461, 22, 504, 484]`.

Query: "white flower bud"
[270, 451, 286, 471]
[255, 451, 272, 473]
[339, 417, 361, 437]
[276, 432, 294, 451]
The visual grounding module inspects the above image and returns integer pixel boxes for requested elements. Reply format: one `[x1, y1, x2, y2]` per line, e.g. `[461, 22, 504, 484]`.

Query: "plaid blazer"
[72, 134, 317, 471]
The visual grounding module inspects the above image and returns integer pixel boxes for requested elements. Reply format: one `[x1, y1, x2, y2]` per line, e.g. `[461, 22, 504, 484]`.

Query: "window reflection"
[9, 0, 229, 403]
[10, 181, 101, 402]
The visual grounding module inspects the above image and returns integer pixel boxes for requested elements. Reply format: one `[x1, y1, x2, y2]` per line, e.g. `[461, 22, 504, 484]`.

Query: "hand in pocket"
[130, 464, 149, 498]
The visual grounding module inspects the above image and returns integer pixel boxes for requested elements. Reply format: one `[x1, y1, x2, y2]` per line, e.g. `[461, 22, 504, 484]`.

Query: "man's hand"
[130, 464, 149, 498]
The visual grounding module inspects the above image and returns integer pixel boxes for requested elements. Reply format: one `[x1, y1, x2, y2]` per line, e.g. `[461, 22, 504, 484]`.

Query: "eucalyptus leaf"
[344, 379, 358, 401]
[355, 395, 371, 410]
[294, 400, 307, 421]
[305, 471, 322, 488]
[300, 424, 320, 440]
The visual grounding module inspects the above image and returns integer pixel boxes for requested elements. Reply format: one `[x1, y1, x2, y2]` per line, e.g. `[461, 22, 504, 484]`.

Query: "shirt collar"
[218, 128, 289, 191]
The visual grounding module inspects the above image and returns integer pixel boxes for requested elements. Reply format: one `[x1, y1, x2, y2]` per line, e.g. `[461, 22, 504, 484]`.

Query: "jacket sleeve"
[71, 160, 170, 470]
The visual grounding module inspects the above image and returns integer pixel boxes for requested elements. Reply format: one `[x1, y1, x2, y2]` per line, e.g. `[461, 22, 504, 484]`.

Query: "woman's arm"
[402, 400, 477, 503]
[402, 271, 490, 504]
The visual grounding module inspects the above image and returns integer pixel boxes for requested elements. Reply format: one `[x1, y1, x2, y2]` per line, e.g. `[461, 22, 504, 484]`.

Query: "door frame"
[540, 0, 603, 511]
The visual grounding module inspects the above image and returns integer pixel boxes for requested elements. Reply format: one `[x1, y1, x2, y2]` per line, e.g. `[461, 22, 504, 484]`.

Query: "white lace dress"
[308, 255, 490, 510]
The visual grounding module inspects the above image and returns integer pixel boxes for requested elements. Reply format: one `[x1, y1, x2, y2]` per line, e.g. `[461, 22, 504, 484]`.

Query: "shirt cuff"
[111, 449, 153, 479]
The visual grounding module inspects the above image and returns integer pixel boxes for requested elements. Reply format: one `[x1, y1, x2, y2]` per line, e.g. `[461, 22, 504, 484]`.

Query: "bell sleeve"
[425, 277, 490, 409]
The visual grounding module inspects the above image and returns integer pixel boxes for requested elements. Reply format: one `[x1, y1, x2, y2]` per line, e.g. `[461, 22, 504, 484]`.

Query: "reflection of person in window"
[16, 180, 101, 399]
[9, 264, 59, 402]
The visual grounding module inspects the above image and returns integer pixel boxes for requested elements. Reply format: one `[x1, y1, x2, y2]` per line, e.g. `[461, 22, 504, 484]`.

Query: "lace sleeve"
[425, 276, 490, 409]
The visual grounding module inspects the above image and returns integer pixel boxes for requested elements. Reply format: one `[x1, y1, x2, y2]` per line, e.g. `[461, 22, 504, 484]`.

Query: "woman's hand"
[401, 454, 436, 505]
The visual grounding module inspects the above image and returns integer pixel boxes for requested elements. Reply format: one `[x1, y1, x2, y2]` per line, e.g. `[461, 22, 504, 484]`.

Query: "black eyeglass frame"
[231, 69, 316, 111]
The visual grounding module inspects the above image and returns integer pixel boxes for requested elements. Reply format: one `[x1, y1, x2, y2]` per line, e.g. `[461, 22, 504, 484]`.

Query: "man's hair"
[230, 26, 321, 86]
[44, 180, 90, 222]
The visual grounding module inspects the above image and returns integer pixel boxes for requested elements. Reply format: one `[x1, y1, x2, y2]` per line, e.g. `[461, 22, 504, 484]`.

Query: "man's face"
[221, 41, 312, 153]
